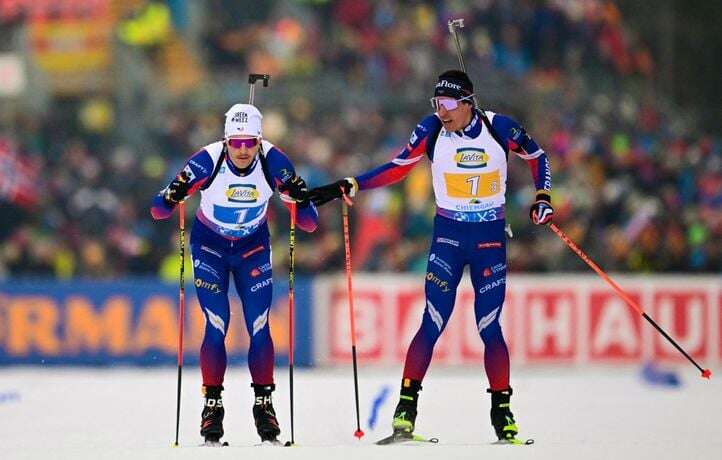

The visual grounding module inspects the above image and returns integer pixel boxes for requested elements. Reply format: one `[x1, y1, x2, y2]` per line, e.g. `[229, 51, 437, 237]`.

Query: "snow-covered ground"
[1, 366, 719, 460]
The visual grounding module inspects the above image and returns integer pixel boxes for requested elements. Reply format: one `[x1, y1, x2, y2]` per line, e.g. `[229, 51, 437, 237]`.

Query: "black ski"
[493, 437, 534, 445]
[376, 432, 439, 445]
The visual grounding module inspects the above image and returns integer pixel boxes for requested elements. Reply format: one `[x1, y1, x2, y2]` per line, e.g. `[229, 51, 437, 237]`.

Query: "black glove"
[308, 178, 355, 207]
[163, 171, 191, 205]
[529, 192, 554, 225]
[278, 175, 310, 207]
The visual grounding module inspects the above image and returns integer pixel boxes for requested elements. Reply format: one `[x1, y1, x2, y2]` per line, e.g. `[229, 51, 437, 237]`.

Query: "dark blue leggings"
[191, 220, 275, 386]
[403, 215, 510, 390]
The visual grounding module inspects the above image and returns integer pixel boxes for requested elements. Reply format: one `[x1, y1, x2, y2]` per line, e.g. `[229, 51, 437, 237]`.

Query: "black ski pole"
[173, 202, 186, 447]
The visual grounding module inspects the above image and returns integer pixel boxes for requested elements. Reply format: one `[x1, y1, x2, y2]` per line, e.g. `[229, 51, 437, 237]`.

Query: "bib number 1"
[235, 209, 249, 223]
[465, 176, 480, 195]
[465, 175, 498, 195]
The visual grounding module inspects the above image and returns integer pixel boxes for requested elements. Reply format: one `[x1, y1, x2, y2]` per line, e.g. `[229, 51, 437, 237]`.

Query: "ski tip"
[494, 437, 534, 446]
[702, 369, 712, 379]
[354, 429, 365, 439]
[411, 434, 437, 443]
[375, 432, 438, 445]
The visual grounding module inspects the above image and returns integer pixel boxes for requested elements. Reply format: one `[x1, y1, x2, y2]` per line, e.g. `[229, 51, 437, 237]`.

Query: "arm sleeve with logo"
[354, 114, 442, 191]
[491, 114, 552, 193]
[266, 146, 319, 233]
[150, 149, 214, 220]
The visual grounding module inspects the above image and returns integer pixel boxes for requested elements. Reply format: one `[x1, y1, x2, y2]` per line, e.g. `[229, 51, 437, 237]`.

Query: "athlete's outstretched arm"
[309, 115, 441, 206]
[265, 146, 318, 232]
[150, 150, 214, 220]
[492, 114, 554, 225]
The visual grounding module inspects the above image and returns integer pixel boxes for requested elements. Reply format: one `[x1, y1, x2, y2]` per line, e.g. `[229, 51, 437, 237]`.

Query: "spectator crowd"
[1, 0, 720, 279]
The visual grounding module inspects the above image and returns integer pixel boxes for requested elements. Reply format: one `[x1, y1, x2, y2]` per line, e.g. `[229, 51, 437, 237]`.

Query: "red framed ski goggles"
[430, 94, 474, 112]
[227, 137, 260, 149]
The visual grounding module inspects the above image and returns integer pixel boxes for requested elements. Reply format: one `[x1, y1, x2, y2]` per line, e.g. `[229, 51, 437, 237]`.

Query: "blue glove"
[530, 192, 553, 225]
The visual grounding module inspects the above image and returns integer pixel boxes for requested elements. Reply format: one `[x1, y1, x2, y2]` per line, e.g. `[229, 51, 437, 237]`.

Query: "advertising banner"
[314, 274, 720, 367]
[1, 275, 718, 368]
[0, 278, 313, 366]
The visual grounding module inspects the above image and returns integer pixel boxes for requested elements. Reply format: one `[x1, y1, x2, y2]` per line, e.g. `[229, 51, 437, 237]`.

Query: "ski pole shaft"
[173, 202, 186, 446]
[342, 196, 364, 439]
[549, 222, 711, 379]
[288, 201, 297, 445]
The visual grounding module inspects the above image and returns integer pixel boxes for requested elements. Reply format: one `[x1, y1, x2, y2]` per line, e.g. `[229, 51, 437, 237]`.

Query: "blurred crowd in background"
[0, 0, 720, 279]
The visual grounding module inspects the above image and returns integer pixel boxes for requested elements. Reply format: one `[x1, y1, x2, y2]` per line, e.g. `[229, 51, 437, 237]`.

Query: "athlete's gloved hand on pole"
[529, 192, 554, 225]
[278, 175, 311, 207]
[163, 171, 191, 205]
[308, 178, 356, 206]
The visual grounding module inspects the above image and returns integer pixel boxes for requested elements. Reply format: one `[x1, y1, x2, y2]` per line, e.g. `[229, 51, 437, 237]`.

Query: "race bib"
[443, 170, 501, 198]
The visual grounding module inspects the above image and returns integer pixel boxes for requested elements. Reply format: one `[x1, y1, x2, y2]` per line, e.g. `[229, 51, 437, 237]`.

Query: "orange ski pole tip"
[354, 429, 365, 439]
[702, 369, 712, 379]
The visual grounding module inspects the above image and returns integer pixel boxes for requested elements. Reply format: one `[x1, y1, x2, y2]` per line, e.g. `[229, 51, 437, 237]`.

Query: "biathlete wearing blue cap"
[151, 103, 318, 445]
[308, 70, 553, 443]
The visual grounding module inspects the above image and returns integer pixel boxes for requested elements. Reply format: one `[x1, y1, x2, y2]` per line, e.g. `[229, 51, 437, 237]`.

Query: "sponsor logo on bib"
[454, 148, 488, 168]
[226, 184, 259, 203]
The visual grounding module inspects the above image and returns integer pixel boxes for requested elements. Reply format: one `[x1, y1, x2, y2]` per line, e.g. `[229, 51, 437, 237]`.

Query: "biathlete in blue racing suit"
[309, 70, 553, 443]
[151, 103, 318, 445]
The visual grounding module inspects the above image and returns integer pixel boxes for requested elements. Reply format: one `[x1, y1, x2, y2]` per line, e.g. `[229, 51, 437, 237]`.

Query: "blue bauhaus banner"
[0, 278, 314, 366]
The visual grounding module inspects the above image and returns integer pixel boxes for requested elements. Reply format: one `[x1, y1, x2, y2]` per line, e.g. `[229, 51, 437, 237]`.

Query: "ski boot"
[489, 387, 531, 444]
[200, 385, 225, 446]
[252, 383, 281, 443]
[376, 379, 437, 445]
[392, 379, 422, 435]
